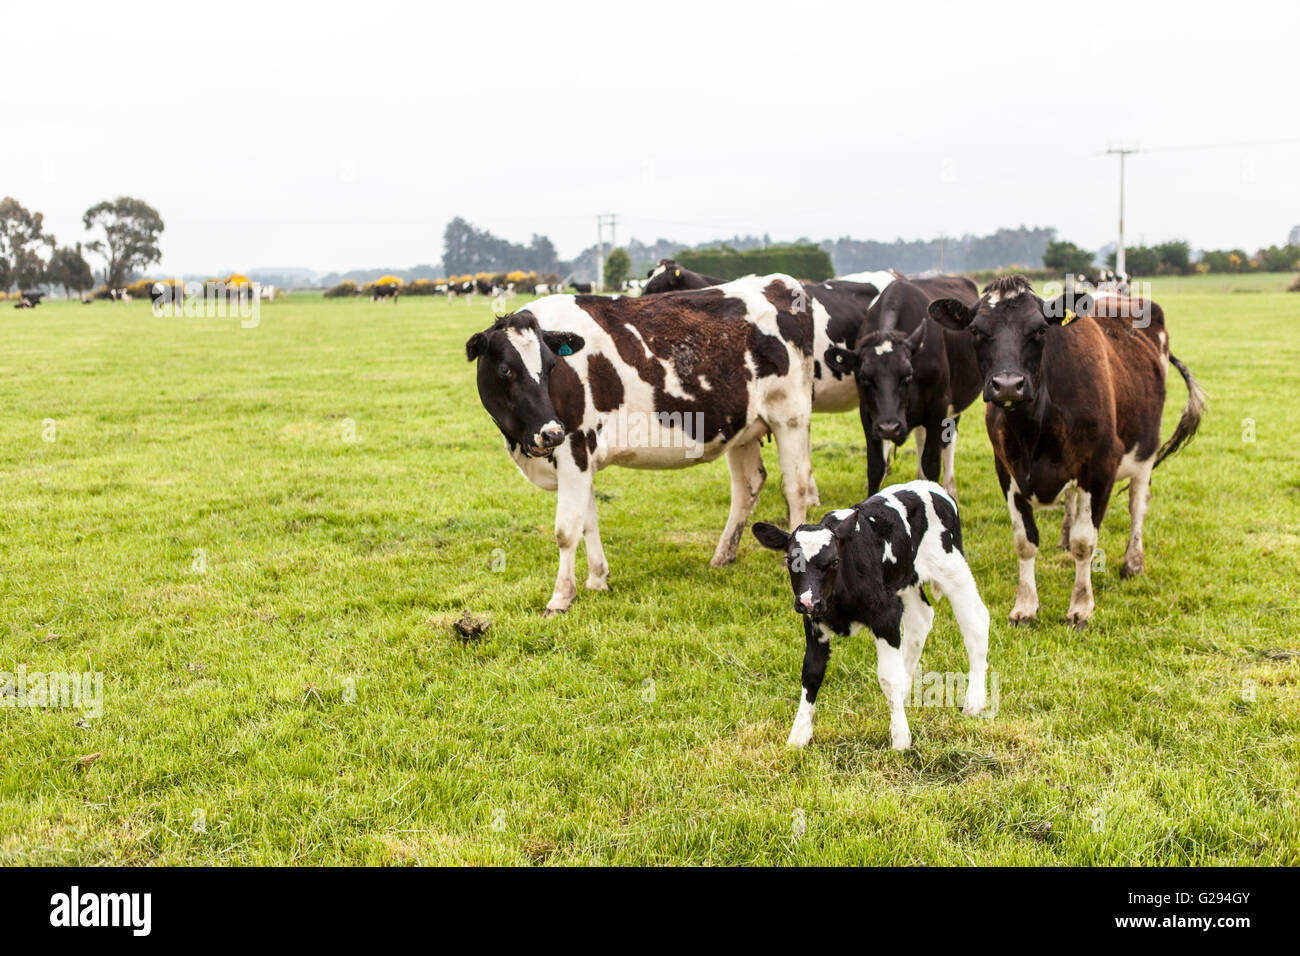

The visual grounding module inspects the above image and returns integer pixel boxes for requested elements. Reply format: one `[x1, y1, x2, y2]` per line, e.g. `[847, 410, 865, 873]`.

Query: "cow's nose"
[987, 373, 1027, 404]
[875, 420, 907, 442]
[539, 424, 565, 448]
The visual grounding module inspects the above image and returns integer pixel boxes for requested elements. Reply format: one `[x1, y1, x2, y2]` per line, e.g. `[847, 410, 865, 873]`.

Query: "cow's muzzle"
[873, 419, 907, 442]
[985, 373, 1029, 406]
[526, 423, 565, 457]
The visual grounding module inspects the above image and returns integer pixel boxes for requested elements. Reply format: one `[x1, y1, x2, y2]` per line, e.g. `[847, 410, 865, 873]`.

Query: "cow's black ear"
[1041, 292, 1091, 326]
[928, 298, 976, 330]
[752, 522, 791, 551]
[824, 346, 860, 376]
[542, 331, 585, 357]
[465, 331, 487, 361]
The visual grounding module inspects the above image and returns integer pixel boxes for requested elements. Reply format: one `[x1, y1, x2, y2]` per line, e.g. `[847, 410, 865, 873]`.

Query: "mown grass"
[1, 287, 1297, 865]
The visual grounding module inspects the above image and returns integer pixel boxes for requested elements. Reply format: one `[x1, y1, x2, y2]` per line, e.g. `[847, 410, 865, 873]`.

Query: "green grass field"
[2, 283, 1297, 865]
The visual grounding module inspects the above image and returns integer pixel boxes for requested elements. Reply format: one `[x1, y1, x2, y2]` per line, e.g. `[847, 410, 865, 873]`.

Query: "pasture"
[1, 284, 1297, 865]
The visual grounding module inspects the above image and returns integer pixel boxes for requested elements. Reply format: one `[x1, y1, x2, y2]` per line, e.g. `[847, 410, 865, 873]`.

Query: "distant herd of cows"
[464, 259, 1205, 748]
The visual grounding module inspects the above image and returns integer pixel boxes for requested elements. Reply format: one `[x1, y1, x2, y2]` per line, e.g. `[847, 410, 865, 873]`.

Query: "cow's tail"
[1155, 354, 1206, 467]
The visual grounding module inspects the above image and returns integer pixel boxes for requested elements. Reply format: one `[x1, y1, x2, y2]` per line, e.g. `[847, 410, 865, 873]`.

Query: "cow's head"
[752, 516, 856, 618]
[465, 313, 585, 456]
[929, 275, 1086, 408]
[824, 324, 925, 442]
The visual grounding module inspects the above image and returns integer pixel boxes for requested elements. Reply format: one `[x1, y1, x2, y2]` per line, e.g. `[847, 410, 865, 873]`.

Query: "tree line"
[0, 196, 165, 298]
[1044, 234, 1300, 277]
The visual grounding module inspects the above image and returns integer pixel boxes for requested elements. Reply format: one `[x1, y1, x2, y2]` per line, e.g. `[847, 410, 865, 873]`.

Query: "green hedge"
[677, 244, 834, 282]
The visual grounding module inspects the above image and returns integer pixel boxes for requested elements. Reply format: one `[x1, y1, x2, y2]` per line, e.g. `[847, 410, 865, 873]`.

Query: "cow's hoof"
[585, 577, 609, 591]
[1008, 613, 1037, 627]
[1119, 562, 1143, 580]
[709, 554, 736, 569]
[1066, 613, 1089, 631]
[541, 607, 568, 619]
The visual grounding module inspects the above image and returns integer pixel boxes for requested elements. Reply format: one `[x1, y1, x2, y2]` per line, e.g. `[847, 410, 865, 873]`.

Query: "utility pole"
[937, 233, 945, 272]
[1106, 145, 1140, 276]
[596, 213, 617, 291]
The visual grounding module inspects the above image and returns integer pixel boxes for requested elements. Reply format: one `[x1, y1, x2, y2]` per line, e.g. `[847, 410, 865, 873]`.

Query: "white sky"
[10, 0, 1298, 273]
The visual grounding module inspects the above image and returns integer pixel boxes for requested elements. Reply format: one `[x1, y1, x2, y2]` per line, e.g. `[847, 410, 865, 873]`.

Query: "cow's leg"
[1059, 484, 1076, 551]
[544, 459, 591, 617]
[770, 415, 812, 530]
[788, 619, 830, 747]
[914, 426, 927, 480]
[1000, 465, 1039, 624]
[711, 440, 766, 567]
[918, 420, 944, 486]
[583, 484, 609, 591]
[1121, 456, 1155, 579]
[940, 416, 959, 500]
[876, 636, 911, 750]
[1066, 480, 1111, 629]
[900, 586, 934, 682]
[935, 557, 991, 715]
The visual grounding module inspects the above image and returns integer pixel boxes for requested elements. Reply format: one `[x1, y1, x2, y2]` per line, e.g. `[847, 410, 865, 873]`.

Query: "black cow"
[567, 279, 593, 294]
[928, 276, 1205, 629]
[752, 480, 990, 749]
[824, 276, 980, 498]
[642, 259, 725, 295]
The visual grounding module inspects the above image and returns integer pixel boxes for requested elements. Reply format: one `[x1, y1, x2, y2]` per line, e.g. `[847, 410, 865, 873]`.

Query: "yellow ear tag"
[1062, 309, 1077, 325]
[674, 269, 680, 277]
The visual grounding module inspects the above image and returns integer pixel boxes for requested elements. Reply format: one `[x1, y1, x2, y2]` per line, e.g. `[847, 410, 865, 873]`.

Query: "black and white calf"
[468, 275, 817, 615]
[753, 480, 990, 750]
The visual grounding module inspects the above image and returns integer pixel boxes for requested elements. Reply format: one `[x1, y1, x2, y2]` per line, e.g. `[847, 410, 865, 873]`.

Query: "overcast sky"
[10, 0, 1298, 273]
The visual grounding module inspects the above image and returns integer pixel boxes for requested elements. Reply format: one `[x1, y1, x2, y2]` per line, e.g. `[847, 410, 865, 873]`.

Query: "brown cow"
[928, 276, 1205, 629]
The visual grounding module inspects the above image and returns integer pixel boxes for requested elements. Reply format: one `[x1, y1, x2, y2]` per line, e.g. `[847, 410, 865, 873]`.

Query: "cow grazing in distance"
[928, 275, 1205, 629]
[467, 275, 817, 615]
[566, 279, 593, 294]
[753, 480, 990, 750]
[823, 276, 981, 498]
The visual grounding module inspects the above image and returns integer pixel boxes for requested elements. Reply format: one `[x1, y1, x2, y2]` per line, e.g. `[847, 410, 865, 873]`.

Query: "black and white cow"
[753, 480, 990, 749]
[823, 276, 981, 497]
[566, 278, 594, 294]
[641, 260, 885, 418]
[467, 274, 818, 615]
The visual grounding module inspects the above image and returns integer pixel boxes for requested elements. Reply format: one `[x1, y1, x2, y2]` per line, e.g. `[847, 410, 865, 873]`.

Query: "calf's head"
[824, 324, 925, 442]
[465, 314, 584, 457]
[928, 275, 1086, 408]
[752, 519, 857, 618]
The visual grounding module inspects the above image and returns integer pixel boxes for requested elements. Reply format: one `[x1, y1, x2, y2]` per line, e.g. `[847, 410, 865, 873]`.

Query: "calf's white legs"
[876, 637, 912, 750]
[583, 485, 608, 591]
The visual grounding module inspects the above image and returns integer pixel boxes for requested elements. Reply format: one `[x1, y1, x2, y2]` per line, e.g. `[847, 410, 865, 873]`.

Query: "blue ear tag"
[557, 343, 573, 356]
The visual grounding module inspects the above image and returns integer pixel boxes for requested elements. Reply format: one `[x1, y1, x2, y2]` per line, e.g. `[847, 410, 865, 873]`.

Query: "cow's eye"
[1033, 326, 1048, 339]
[829, 558, 839, 569]
[500, 365, 515, 380]
[970, 327, 986, 342]
[902, 373, 913, 385]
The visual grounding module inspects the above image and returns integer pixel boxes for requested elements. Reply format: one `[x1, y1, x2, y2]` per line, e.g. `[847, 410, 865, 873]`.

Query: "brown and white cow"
[466, 274, 817, 615]
[928, 275, 1205, 629]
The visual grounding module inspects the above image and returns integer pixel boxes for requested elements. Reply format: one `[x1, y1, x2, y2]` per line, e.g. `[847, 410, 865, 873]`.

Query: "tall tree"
[0, 196, 52, 292]
[47, 243, 95, 299]
[603, 248, 631, 291]
[82, 196, 164, 288]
